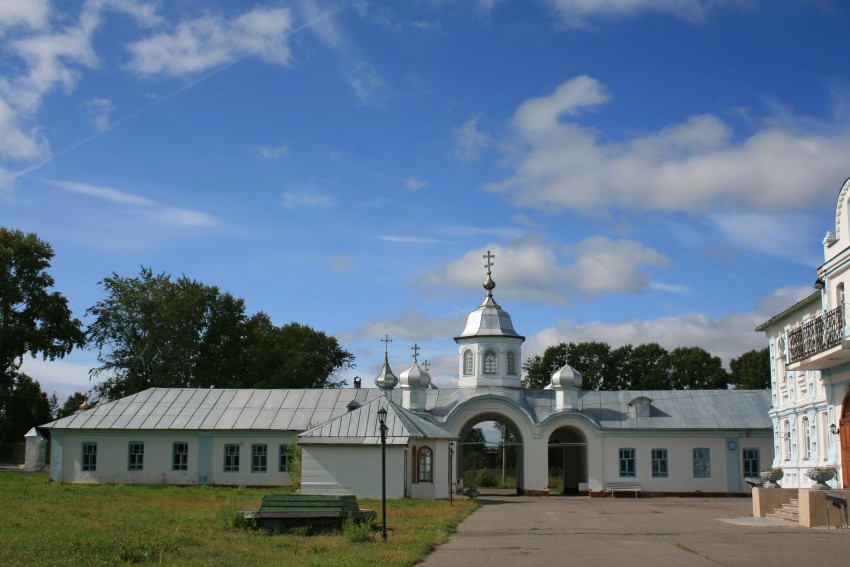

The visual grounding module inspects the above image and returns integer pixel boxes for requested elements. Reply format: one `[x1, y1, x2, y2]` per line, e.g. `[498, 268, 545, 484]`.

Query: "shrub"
[342, 519, 373, 543]
[475, 469, 499, 488]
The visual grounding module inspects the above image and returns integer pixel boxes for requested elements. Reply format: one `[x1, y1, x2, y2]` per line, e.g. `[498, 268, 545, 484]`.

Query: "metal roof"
[41, 386, 772, 433]
[298, 398, 457, 445]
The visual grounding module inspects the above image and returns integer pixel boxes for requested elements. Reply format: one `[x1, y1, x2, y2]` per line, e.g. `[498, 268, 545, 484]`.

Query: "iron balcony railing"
[787, 304, 845, 364]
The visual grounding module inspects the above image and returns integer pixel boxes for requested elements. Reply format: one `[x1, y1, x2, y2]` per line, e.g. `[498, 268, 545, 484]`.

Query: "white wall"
[301, 445, 405, 499]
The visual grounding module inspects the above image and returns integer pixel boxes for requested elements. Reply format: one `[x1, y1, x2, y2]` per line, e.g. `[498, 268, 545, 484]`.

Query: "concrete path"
[422, 495, 849, 566]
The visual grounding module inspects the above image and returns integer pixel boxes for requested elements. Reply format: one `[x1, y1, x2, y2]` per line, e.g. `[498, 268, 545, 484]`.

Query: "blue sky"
[2, 0, 849, 401]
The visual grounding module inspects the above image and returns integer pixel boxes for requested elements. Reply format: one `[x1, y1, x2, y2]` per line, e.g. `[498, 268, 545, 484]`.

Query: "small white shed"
[299, 398, 458, 499]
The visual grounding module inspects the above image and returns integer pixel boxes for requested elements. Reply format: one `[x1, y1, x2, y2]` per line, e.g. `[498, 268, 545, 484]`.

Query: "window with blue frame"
[128, 441, 144, 471]
[279, 444, 290, 472]
[82, 442, 97, 471]
[693, 448, 710, 478]
[619, 448, 636, 477]
[743, 448, 760, 477]
[651, 448, 668, 478]
[224, 444, 240, 472]
[251, 444, 268, 473]
[173, 442, 188, 471]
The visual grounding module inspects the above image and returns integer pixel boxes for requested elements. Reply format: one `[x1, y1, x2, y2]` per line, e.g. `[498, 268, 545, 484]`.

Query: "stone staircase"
[767, 497, 799, 523]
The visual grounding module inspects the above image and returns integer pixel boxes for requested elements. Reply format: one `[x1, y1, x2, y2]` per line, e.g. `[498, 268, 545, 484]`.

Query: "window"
[782, 420, 791, 460]
[619, 448, 636, 478]
[173, 442, 188, 471]
[128, 441, 144, 471]
[651, 449, 668, 478]
[693, 448, 710, 478]
[506, 351, 517, 375]
[743, 448, 760, 477]
[417, 446, 433, 483]
[82, 442, 97, 471]
[224, 444, 240, 472]
[463, 350, 474, 375]
[279, 444, 290, 472]
[802, 416, 811, 460]
[251, 444, 268, 473]
[483, 350, 497, 374]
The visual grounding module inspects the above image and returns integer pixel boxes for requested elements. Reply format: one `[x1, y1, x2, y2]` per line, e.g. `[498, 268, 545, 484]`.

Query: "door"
[841, 392, 850, 488]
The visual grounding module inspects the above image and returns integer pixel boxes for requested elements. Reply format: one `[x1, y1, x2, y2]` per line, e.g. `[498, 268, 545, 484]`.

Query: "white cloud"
[353, 309, 465, 341]
[710, 211, 823, 263]
[344, 61, 390, 108]
[417, 238, 669, 304]
[282, 191, 334, 209]
[257, 144, 289, 160]
[84, 97, 115, 132]
[51, 179, 219, 228]
[489, 75, 850, 214]
[405, 177, 427, 191]
[0, 0, 50, 35]
[452, 116, 491, 162]
[545, 0, 729, 27]
[126, 7, 293, 76]
[0, 95, 49, 161]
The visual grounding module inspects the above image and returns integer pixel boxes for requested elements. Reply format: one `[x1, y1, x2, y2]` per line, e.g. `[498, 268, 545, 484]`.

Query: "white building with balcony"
[756, 176, 850, 489]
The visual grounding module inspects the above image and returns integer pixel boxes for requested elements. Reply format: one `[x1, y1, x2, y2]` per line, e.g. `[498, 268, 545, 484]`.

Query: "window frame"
[483, 349, 497, 374]
[742, 448, 760, 478]
[279, 444, 289, 472]
[417, 446, 433, 483]
[801, 416, 811, 460]
[172, 442, 188, 471]
[782, 420, 791, 461]
[128, 441, 144, 471]
[81, 442, 97, 472]
[506, 351, 517, 375]
[462, 350, 474, 375]
[692, 447, 711, 478]
[224, 443, 240, 473]
[251, 444, 268, 473]
[651, 448, 668, 478]
[619, 448, 636, 478]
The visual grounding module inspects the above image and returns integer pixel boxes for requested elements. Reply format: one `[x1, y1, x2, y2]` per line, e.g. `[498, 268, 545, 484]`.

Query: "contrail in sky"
[9, 2, 353, 183]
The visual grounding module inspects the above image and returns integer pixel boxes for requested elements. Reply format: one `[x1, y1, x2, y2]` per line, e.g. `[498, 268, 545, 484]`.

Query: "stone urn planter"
[806, 468, 837, 490]
[760, 469, 783, 488]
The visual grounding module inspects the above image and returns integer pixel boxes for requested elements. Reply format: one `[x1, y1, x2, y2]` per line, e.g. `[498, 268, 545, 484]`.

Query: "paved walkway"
[422, 495, 849, 566]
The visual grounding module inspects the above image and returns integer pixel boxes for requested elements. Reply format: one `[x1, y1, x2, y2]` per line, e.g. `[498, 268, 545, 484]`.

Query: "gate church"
[36, 254, 773, 498]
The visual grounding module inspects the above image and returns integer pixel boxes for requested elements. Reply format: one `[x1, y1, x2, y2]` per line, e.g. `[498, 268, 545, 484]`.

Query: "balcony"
[786, 305, 850, 370]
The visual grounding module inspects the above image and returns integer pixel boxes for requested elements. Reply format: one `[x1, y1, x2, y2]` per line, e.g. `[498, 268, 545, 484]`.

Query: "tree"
[0, 228, 85, 379]
[0, 373, 52, 447]
[729, 348, 770, 389]
[55, 392, 96, 419]
[87, 267, 355, 401]
[668, 347, 729, 389]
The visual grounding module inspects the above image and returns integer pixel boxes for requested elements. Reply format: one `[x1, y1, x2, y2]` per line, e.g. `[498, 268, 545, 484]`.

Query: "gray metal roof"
[41, 386, 772, 432]
[298, 398, 457, 445]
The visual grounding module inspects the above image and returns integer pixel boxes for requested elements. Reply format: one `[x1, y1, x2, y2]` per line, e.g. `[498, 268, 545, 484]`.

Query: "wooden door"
[841, 392, 850, 488]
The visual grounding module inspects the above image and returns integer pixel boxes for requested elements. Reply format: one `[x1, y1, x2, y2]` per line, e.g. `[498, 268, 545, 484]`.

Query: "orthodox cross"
[411, 343, 420, 363]
[483, 250, 495, 275]
[422, 360, 430, 372]
[381, 334, 393, 354]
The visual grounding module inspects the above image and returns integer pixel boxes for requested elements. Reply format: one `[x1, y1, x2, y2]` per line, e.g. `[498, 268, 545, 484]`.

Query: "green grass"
[0, 472, 478, 566]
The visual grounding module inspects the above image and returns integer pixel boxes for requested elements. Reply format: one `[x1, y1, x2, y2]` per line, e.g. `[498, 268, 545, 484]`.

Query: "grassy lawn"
[0, 472, 478, 566]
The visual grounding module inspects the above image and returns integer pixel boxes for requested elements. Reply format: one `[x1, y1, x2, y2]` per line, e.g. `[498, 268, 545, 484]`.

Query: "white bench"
[605, 482, 641, 498]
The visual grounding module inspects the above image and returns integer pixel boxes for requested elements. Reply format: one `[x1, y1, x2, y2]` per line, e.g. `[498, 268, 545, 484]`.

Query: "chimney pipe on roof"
[354, 376, 361, 389]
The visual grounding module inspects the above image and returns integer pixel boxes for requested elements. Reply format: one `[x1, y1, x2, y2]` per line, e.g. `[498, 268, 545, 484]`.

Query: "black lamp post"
[377, 405, 388, 542]
[448, 441, 454, 506]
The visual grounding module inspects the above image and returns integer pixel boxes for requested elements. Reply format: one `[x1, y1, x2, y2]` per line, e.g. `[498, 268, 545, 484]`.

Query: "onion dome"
[551, 362, 582, 389]
[374, 340, 398, 390]
[399, 362, 431, 389]
[454, 252, 524, 342]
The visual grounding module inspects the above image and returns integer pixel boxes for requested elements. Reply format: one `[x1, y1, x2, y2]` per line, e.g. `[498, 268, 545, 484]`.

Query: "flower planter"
[760, 470, 783, 488]
[806, 469, 836, 490]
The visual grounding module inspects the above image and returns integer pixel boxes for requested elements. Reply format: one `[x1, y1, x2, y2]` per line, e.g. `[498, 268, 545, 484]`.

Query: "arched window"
[463, 350, 474, 375]
[802, 416, 811, 460]
[839, 283, 846, 309]
[417, 446, 433, 483]
[483, 350, 497, 374]
[506, 351, 517, 375]
[782, 420, 791, 461]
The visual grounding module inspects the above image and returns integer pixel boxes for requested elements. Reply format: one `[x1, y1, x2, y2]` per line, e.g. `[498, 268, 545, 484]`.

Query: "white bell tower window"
[463, 349, 474, 375]
[483, 350, 497, 374]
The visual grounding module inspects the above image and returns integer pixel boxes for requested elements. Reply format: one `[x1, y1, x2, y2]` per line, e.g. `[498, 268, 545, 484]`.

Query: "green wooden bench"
[242, 494, 376, 529]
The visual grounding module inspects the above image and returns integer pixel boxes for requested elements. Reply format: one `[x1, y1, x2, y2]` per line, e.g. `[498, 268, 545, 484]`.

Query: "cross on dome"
[483, 250, 495, 275]
[381, 334, 393, 354]
[411, 343, 420, 363]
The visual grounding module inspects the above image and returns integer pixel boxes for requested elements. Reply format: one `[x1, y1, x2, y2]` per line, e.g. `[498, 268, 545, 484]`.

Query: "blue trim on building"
[198, 435, 211, 485]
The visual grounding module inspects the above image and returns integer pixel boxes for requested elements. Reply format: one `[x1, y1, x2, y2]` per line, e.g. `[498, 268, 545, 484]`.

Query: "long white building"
[35, 258, 774, 498]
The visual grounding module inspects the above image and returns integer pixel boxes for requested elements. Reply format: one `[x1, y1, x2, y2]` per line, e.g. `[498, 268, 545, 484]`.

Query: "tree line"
[1, 228, 354, 451]
[522, 341, 769, 391]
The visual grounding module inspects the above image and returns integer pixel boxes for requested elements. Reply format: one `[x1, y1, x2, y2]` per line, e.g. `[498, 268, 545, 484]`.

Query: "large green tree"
[729, 347, 770, 389]
[0, 373, 52, 448]
[667, 346, 729, 389]
[0, 228, 85, 379]
[87, 267, 354, 400]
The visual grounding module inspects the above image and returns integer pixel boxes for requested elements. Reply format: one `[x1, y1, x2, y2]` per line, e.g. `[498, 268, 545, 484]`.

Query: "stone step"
[768, 509, 799, 522]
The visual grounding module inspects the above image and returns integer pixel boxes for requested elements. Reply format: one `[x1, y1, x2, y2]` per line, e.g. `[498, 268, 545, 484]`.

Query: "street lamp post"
[448, 441, 454, 506]
[377, 406, 388, 542]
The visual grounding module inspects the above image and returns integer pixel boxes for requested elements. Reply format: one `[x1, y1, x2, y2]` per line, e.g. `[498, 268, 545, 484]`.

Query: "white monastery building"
[756, 177, 850, 490]
[33, 255, 775, 498]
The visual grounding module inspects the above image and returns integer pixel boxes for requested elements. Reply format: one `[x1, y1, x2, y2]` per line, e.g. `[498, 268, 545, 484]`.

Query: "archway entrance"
[457, 414, 524, 495]
[841, 391, 850, 488]
[548, 426, 587, 495]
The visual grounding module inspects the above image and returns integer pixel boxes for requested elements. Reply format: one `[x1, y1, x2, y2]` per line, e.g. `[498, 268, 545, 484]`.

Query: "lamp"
[448, 441, 454, 506]
[829, 423, 838, 436]
[377, 405, 388, 542]
[814, 278, 825, 290]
